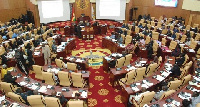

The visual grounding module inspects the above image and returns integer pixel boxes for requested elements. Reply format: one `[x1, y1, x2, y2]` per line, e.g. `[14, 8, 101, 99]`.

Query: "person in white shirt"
[129, 87, 149, 104]
[42, 43, 51, 65]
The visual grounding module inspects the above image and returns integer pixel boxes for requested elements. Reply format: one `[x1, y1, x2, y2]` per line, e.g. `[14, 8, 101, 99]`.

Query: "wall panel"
[132, 0, 193, 25]
[0, 0, 27, 22]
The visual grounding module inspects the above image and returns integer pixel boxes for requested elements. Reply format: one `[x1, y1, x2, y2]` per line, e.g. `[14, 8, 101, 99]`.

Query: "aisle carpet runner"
[74, 33, 125, 106]
[48, 21, 126, 106]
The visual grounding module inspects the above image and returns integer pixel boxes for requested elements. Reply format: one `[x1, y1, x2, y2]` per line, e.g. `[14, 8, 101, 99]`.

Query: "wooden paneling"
[132, 0, 191, 24]
[0, 0, 27, 22]
[25, 0, 40, 27]
[75, 0, 91, 19]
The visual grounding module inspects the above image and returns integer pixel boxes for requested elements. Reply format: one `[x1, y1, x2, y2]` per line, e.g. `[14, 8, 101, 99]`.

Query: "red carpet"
[45, 21, 127, 106]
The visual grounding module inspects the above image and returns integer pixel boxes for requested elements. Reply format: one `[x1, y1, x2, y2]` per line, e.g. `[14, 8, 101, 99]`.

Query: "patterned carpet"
[48, 21, 125, 107]
[74, 35, 124, 107]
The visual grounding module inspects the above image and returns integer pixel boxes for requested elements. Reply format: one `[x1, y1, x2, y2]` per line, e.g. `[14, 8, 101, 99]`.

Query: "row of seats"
[33, 65, 86, 88]
[119, 56, 162, 85]
[130, 74, 192, 107]
[7, 92, 85, 107]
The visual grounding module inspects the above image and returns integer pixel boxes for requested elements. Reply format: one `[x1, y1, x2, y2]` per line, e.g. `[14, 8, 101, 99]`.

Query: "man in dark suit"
[15, 88, 34, 105]
[3, 71, 17, 84]
[147, 40, 153, 59]
[1, 52, 8, 65]
[175, 53, 185, 66]
[170, 64, 181, 77]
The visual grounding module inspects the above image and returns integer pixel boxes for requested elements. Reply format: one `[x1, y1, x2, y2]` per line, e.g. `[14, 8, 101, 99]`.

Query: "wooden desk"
[33, 47, 44, 66]
[183, 45, 196, 61]
[137, 42, 148, 58]
[12, 68, 88, 101]
[42, 65, 89, 79]
[121, 57, 175, 106]
[110, 58, 148, 87]
[64, 57, 89, 70]
[102, 38, 126, 53]
[158, 46, 172, 62]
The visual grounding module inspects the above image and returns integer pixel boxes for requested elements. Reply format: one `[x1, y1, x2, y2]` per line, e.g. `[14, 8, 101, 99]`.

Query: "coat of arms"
[76, 0, 89, 10]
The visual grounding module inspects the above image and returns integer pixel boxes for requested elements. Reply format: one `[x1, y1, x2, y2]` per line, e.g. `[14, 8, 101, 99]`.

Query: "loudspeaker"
[134, 7, 138, 10]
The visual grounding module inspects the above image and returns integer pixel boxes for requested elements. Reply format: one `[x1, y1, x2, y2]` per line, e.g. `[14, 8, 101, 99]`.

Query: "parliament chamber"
[0, 0, 200, 107]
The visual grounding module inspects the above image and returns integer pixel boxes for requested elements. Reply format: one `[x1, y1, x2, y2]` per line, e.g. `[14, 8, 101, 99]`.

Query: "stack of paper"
[126, 66, 137, 71]
[31, 84, 39, 90]
[81, 91, 87, 98]
[19, 81, 27, 86]
[76, 59, 84, 63]
[38, 86, 47, 92]
[131, 86, 139, 92]
[156, 75, 165, 82]
[34, 52, 40, 56]
[161, 71, 170, 77]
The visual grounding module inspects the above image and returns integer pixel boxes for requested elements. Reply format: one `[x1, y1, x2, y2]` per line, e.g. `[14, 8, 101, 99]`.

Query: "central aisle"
[73, 34, 125, 107]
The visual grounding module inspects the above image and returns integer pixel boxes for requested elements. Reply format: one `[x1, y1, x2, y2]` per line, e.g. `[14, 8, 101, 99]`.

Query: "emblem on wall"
[76, 0, 89, 10]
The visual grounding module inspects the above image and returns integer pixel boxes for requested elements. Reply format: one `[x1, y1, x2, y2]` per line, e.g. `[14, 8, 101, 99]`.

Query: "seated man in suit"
[3, 71, 17, 84]
[175, 53, 185, 66]
[172, 44, 181, 57]
[15, 88, 34, 105]
[118, 35, 123, 44]
[1, 52, 8, 65]
[147, 40, 153, 59]
[170, 63, 181, 77]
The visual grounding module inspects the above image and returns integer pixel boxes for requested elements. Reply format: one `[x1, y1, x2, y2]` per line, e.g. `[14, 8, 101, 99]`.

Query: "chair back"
[123, 70, 136, 85]
[124, 54, 132, 66]
[67, 62, 77, 71]
[153, 41, 159, 54]
[135, 67, 146, 82]
[169, 41, 177, 50]
[168, 80, 182, 90]
[193, 23, 199, 28]
[180, 35, 187, 43]
[71, 72, 85, 88]
[159, 90, 176, 100]
[161, 38, 167, 46]
[55, 59, 65, 68]
[195, 33, 200, 41]
[186, 25, 191, 30]
[157, 56, 162, 68]
[152, 32, 159, 40]
[27, 95, 45, 107]
[115, 57, 125, 68]
[67, 100, 84, 107]
[182, 54, 189, 66]
[190, 40, 197, 49]
[42, 72, 56, 85]
[45, 97, 62, 107]
[125, 35, 132, 46]
[0, 82, 16, 96]
[181, 74, 192, 86]
[139, 91, 155, 106]
[175, 33, 180, 40]
[7, 92, 26, 104]
[33, 65, 43, 80]
[145, 36, 151, 45]
[180, 65, 191, 79]
[146, 63, 158, 77]
[58, 71, 71, 87]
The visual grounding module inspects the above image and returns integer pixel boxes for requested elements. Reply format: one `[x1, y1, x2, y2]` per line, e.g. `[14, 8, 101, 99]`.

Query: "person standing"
[42, 43, 51, 65]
